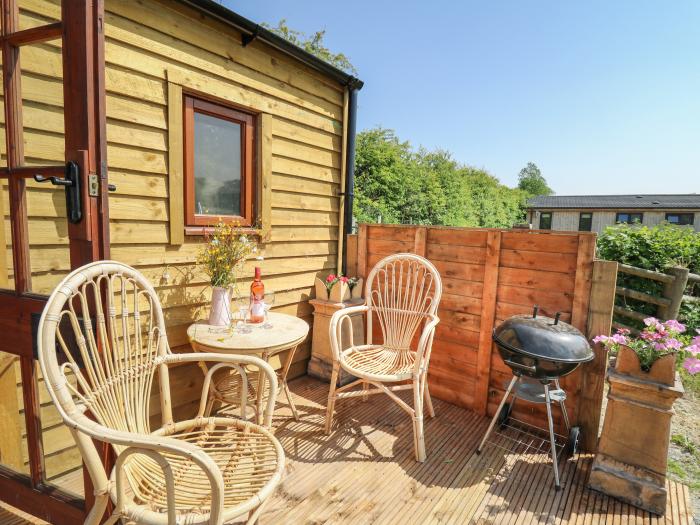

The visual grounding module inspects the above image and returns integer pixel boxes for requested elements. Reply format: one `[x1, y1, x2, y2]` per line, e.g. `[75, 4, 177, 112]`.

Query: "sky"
[227, 1, 700, 195]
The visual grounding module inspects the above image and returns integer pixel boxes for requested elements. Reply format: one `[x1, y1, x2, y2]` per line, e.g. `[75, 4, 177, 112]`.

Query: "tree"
[263, 19, 357, 75]
[517, 162, 553, 196]
[353, 127, 528, 228]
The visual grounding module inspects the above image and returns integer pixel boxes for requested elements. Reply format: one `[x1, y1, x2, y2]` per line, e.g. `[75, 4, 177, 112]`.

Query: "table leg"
[280, 344, 300, 421]
[256, 352, 270, 425]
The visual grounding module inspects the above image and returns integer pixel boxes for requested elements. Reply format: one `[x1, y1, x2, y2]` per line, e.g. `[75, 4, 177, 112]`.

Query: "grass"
[680, 368, 700, 396]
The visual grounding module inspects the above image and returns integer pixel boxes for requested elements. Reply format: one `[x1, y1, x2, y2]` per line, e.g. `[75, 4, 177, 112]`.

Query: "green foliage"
[353, 128, 528, 228]
[517, 162, 553, 196]
[597, 223, 700, 333]
[597, 223, 700, 273]
[263, 19, 357, 75]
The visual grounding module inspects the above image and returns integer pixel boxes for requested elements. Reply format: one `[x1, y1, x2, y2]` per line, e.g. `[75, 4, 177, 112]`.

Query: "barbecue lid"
[492, 309, 594, 364]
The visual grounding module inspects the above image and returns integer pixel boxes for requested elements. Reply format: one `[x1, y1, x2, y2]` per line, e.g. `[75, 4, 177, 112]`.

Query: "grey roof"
[528, 194, 700, 210]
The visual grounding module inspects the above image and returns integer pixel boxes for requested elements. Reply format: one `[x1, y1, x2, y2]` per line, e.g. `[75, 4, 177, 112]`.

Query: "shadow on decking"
[259, 375, 694, 525]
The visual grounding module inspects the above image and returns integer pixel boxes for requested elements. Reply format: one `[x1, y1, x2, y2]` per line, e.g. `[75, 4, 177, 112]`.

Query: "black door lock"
[34, 161, 82, 224]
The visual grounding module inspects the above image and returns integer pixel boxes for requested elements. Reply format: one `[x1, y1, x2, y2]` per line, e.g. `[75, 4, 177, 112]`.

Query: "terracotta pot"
[329, 281, 350, 302]
[314, 277, 329, 300]
[612, 344, 677, 386]
[208, 286, 231, 326]
[351, 278, 364, 300]
[588, 345, 684, 515]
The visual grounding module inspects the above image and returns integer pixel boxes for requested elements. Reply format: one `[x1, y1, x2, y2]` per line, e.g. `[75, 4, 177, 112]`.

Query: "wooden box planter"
[307, 297, 365, 385]
[588, 345, 684, 515]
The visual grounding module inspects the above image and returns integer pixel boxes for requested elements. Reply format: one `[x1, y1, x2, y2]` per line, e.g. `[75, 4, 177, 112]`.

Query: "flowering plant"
[594, 317, 700, 374]
[196, 220, 257, 288]
[323, 274, 359, 296]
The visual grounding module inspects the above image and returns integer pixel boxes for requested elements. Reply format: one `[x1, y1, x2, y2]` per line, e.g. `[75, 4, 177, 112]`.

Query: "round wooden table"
[187, 312, 309, 422]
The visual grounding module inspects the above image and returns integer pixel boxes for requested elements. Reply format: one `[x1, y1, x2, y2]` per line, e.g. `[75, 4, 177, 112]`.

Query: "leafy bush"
[597, 223, 700, 273]
[353, 128, 529, 228]
[597, 223, 700, 333]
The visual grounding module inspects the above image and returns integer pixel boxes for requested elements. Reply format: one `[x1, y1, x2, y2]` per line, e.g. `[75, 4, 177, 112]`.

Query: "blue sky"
[228, 1, 700, 195]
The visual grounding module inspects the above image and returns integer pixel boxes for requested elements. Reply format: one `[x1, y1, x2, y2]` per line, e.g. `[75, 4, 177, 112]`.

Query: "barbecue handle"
[504, 359, 537, 374]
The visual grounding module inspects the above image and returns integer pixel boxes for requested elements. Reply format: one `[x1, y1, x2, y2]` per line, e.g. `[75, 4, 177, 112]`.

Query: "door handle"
[34, 161, 82, 224]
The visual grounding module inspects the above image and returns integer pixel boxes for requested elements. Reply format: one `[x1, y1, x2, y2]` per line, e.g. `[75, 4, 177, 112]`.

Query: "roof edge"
[180, 0, 363, 90]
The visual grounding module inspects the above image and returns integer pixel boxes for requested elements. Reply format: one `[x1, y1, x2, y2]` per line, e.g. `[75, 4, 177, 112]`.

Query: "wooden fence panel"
[356, 224, 602, 435]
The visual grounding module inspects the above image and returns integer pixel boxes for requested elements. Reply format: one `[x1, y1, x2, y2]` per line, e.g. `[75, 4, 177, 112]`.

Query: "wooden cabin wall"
[1, 0, 346, 489]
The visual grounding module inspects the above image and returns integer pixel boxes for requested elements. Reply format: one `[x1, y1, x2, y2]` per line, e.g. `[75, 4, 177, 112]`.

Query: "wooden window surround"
[167, 75, 272, 244]
[183, 95, 256, 231]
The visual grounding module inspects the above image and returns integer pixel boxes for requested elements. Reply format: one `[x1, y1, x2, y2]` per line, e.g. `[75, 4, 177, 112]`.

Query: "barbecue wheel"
[566, 426, 581, 458]
[498, 403, 512, 428]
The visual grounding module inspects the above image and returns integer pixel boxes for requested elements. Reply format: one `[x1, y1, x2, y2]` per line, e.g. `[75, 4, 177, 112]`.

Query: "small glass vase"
[209, 286, 231, 326]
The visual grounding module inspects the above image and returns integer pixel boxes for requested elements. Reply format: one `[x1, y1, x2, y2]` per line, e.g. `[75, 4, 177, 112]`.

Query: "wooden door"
[0, 1, 108, 523]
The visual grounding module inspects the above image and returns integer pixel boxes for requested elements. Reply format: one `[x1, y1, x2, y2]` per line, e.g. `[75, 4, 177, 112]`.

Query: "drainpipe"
[341, 81, 360, 275]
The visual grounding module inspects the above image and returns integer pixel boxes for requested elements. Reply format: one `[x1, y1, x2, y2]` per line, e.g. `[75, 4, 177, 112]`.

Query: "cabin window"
[578, 212, 593, 232]
[616, 212, 643, 224]
[184, 95, 256, 227]
[539, 212, 552, 230]
[665, 213, 694, 226]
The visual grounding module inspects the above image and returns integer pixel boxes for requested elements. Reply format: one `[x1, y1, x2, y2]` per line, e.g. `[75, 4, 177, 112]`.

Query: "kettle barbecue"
[477, 305, 594, 490]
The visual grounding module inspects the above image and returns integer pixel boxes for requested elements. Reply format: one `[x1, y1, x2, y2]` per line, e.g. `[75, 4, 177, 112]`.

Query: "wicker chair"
[37, 261, 285, 525]
[325, 253, 442, 461]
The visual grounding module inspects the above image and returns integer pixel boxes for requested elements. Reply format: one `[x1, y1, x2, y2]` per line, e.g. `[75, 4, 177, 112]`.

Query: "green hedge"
[597, 223, 700, 333]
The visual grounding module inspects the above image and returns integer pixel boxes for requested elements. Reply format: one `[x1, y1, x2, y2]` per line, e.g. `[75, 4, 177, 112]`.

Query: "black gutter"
[181, 0, 364, 90]
[341, 85, 359, 275]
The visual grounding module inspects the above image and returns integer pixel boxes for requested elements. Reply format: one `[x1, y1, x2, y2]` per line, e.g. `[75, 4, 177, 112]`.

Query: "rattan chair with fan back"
[37, 261, 284, 525]
[325, 253, 442, 462]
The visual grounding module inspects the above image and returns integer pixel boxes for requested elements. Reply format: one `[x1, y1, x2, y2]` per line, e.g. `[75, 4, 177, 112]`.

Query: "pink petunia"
[326, 274, 337, 283]
[610, 333, 628, 345]
[664, 338, 683, 350]
[686, 344, 700, 356]
[643, 317, 660, 327]
[592, 335, 609, 344]
[339, 276, 349, 283]
[664, 320, 686, 333]
[683, 357, 700, 375]
[616, 328, 631, 336]
[692, 335, 700, 347]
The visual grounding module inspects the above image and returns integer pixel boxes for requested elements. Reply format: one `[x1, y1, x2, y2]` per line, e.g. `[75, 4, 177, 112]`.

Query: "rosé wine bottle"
[249, 267, 265, 323]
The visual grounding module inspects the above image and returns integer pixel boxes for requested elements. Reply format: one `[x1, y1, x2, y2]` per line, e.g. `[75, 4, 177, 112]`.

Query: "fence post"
[659, 266, 690, 320]
[474, 230, 502, 416]
[579, 259, 618, 452]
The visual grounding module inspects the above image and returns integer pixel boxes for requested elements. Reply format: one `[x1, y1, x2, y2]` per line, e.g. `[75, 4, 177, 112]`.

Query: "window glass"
[539, 212, 552, 230]
[578, 212, 592, 232]
[665, 213, 694, 225]
[616, 212, 643, 224]
[194, 112, 242, 217]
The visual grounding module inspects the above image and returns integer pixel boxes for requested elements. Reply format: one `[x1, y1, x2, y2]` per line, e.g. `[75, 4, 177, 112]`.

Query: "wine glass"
[262, 291, 276, 329]
[232, 295, 252, 334]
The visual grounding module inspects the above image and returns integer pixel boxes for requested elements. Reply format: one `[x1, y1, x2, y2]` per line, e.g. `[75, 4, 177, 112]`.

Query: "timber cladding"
[1, 0, 347, 489]
[355, 224, 599, 435]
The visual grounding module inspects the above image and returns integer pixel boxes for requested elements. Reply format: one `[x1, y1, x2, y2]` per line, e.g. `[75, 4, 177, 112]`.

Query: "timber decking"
[2, 375, 694, 524]
[260, 376, 694, 525]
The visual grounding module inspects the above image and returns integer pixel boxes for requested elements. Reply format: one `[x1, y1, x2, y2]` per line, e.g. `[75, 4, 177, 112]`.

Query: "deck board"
[260, 376, 694, 525]
[0, 375, 694, 524]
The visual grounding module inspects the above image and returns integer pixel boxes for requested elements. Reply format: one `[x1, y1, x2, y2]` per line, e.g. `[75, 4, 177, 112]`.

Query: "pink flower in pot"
[595, 317, 699, 375]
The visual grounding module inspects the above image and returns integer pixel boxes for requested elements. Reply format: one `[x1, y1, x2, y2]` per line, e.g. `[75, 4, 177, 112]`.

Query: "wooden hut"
[0, 1, 361, 522]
